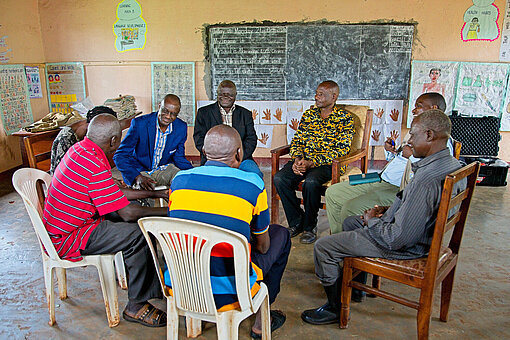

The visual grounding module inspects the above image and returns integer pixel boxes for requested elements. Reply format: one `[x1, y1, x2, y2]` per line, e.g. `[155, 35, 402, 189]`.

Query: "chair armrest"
[331, 149, 368, 184]
[270, 145, 291, 157]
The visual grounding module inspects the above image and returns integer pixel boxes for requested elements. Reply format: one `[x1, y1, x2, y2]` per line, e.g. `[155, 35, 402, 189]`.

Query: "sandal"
[123, 303, 167, 327]
[250, 310, 286, 339]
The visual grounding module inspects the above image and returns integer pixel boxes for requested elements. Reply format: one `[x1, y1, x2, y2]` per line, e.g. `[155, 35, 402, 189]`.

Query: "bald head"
[319, 80, 339, 97]
[161, 94, 181, 107]
[87, 114, 122, 152]
[203, 125, 243, 167]
[414, 109, 451, 139]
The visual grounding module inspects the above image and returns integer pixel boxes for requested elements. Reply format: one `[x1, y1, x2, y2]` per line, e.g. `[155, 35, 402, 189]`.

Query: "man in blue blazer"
[114, 94, 193, 190]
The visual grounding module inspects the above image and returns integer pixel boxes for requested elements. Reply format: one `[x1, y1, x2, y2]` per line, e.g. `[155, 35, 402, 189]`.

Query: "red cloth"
[43, 137, 129, 261]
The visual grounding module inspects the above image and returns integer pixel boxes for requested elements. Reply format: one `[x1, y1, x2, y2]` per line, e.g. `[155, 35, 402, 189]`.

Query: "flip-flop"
[123, 303, 167, 327]
[250, 310, 286, 339]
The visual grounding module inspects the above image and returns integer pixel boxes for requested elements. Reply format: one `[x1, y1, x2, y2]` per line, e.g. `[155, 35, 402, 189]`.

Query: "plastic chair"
[339, 162, 480, 339]
[12, 168, 120, 327]
[270, 105, 373, 223]
[138, 216, 271, 340]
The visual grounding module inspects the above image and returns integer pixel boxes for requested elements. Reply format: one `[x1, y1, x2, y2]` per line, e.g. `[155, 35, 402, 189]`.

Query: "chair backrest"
[23, 130, 60, 171]
[424, 161, 480, 280]
[452, 139, 462, 160]
[336, 104, 371, 153]
[12, 168, 61, 260]
[138, 217, 254, 317]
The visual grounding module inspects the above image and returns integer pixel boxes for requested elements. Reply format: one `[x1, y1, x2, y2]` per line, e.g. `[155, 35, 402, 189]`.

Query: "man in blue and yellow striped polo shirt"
[166, 124, 290, 338]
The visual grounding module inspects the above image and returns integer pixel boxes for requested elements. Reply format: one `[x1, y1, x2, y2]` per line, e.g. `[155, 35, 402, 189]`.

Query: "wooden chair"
[452, 139, 462, 160]
[339, 161, 480, 340]
[23, 130, 60, 171]
[270, 105, 373, 224]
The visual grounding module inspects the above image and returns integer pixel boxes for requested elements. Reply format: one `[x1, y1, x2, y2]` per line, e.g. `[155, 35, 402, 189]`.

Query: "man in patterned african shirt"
[274, 80, 354, 244]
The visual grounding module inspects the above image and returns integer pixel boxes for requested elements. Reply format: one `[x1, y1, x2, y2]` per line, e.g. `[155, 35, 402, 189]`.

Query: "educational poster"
[500, 85, 510, 131]
[258, 101, 273, 124]
[286, 101, 303, 144]
[0, 65, 33, 134]
[270, 101, 287, 125]
[369, 100, 403, 147]
[113, 0, 147, 52]
[46, 62, 86, 114]
[25, 66, 42, 99]
[499, 0, 510, 61]
[407, 61, 459, 127]
[197, 100, 214, 110]
[254, 124, 273, 149]
[152, 62, 195, 125]
[0, 31, 11, 63]
[454, 63, 509, 117]
[238, 101, 261, 124]
[461, 0, 500, 42]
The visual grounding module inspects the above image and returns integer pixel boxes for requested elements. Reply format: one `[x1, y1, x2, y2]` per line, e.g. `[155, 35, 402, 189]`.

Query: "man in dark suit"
[193, 80, 262, 178]
[114, 94, 193, 190]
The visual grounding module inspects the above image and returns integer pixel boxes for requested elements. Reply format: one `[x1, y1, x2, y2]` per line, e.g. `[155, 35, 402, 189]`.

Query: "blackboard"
[209, 24, 413, 101]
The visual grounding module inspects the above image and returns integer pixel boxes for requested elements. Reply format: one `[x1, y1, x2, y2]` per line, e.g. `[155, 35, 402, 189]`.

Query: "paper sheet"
[0, 65, 33, 134]
[113, 0, 147, 52]
[46, 62, 86, 114]
[25, 66, 42, 99]
[254, 124, 274, 149]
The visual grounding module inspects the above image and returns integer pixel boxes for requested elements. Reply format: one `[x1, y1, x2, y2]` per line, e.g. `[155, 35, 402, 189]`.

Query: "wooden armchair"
[23, 130, 60, 172]
[339, 161, 480, 340]
[270, 105, 373, 224]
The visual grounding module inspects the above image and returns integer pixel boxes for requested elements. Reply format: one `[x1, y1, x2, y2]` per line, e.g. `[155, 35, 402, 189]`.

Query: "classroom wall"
[0, 0, 49, 172]
[4, 0, 510, 172]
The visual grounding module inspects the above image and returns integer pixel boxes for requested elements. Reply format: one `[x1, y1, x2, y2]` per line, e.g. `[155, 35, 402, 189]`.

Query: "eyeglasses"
[160, 108, 179, 116]
[217, 92, 236, 99]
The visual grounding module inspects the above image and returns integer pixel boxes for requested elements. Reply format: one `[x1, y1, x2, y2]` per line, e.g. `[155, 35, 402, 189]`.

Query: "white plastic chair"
[12, 168, 120, 327]
[138, 216, 271, 340]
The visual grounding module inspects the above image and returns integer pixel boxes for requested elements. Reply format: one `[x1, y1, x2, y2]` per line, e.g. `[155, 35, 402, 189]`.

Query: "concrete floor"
[0, 166, 509, 339]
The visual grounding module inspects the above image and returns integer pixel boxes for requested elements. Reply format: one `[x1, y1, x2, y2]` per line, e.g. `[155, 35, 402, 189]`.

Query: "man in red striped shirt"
[43, 114, 168, 327]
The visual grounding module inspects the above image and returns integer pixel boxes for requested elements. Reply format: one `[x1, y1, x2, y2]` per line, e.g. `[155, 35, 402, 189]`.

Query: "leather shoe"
[351, 289, 366, 303]
[301, 303, 338, 325]
[300, 231, 317, 244]
[288, 226, 303, 238]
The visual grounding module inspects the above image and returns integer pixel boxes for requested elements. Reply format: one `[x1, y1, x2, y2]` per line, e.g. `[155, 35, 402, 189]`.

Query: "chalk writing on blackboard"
[151, 62, 195, 125]
[210, 26, 287, 100]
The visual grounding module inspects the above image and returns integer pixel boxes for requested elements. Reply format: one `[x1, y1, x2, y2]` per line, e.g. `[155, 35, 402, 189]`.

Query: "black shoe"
[300, 231, 317, 244]
[301, 302, 338, 325]
[250, 310, 286, 339]
[288, 225, 303, 238]
[351, 289, 366, 303]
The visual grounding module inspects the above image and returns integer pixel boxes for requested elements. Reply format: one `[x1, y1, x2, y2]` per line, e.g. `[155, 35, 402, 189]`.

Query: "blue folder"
[348, 172, 381, 185]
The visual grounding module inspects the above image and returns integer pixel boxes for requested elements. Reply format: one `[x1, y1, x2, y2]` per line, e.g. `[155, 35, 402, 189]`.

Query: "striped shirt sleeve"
[88, 168, 129, 216]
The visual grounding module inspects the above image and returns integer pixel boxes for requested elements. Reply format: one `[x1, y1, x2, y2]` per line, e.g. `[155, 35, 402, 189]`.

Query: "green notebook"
[348, 172, 381, 185]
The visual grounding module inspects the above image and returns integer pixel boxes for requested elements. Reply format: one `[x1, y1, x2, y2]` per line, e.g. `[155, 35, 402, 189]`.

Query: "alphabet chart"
[0, 64, 32, 134]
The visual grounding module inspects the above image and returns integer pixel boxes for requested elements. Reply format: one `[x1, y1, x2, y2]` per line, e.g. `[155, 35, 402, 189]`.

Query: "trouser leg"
[143, 164, 181, 187]
[251, 224, 291, 304]
[82, 220, 162, 303]
[273, 161, 305, 228]
[301, 164, 332, 231]
[313, 217, 385, 286]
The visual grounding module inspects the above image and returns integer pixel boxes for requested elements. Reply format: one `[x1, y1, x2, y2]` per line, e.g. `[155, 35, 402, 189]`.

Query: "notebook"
[348, 172, 381, 185]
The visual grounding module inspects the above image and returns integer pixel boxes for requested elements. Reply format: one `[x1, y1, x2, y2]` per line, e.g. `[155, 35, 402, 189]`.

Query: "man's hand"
[288, 118, 299, 131]
[371, 130, 381, 142]
[375, 108, 384, 119]
[252, 109, 258, 121]
[134, 174, 156, 191]
[262, 109, 271, 121]
[273, 108, 283, 122]
[402, 144, 413, 158]
[258, 132, 269, 145]
[154, 188, 169, 199]
[384, 137, 396, 153]
[114, 178, 128, 188]
[390, 109, 400, 122]
[361, 205, 388, 225]
[292, 158, 314, 175]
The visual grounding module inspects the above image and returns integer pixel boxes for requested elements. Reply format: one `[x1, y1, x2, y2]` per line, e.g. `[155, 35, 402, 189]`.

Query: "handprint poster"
[238, 101, 261, 124]
[369, 100, 404, 146]
[270, 101, 287, 125]
[287, 100, 303, 144]
[254, 124, 274, 148]
[258, 101, 273, 124]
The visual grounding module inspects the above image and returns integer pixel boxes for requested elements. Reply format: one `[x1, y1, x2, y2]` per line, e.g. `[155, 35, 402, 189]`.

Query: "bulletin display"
[45, 62, 86, 114]
[151, 62, 195, 125]
[408, 60, 510, 131]
[0, 64, 33, 134]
